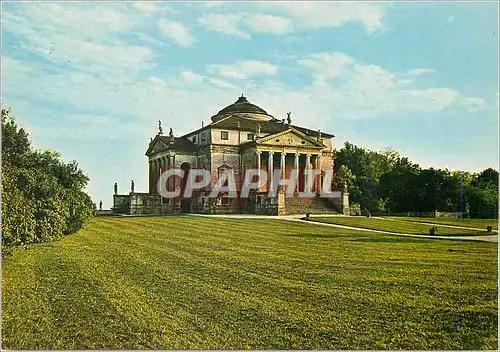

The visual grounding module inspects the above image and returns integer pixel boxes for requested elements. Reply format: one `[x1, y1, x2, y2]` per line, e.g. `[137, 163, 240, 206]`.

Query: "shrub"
[350, 203, 361, 216]
[1, 108, 94, 250]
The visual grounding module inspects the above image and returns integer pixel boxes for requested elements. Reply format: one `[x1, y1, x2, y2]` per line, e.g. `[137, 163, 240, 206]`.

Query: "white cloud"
[407, 68, 436, 76]
[207, 78, 236, 89]
[258, 2, 387, 33]
[198, 14, 250, 39]
[459, 97, 487, 111]
[27, 33, 153, 74]
[136, 32, 167, 46]
[299, 52, 354, 79]
[245, 14, 293, 34]
[295, 52, 459, 118]
[204, 1, 225, 8]
[158, 19, 195, 47]
[2, 3, 134, 39]
[133, 2, 161, 13]
[180, 71, 203, 84]
[2, 3, 153, 77]
[207, 60, 278, 80]
[198, 3, 387, 38]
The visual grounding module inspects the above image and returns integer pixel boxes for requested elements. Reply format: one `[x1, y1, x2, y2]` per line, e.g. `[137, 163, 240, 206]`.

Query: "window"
[201, 132, 206, 143]
[221, 131, 229, 140]
[221, 197, 230, 205]
[192, 135, 197, 144]
[247, 133, 255, 141]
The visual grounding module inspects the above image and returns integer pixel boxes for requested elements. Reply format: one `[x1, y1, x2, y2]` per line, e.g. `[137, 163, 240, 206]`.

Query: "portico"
[253, 149, 323, 194]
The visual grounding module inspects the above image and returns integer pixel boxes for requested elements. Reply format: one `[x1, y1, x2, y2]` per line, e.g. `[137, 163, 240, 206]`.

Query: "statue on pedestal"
[114, 182, 118, 195]
[131, 180, 135, 194]
[158, 120, 163, 135]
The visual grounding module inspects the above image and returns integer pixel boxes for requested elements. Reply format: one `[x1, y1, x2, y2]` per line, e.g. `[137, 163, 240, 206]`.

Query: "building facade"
[113, 96, 349, 215]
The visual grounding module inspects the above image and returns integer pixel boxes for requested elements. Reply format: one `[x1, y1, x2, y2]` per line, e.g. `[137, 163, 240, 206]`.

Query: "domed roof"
[211, 95, 274, 122]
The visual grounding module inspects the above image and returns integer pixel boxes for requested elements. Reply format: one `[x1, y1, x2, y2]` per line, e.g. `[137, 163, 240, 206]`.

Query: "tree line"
[335, 142, 498, 218]
[1, 108, 95, 250]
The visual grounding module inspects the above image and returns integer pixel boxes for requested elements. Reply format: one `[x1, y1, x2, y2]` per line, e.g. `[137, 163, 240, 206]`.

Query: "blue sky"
[2, 1, 498, 208]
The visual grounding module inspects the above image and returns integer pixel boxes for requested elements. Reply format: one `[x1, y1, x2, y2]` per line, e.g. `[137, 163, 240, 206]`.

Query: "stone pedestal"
[342, 191, 350, 215]
[277, 187, 286, 216]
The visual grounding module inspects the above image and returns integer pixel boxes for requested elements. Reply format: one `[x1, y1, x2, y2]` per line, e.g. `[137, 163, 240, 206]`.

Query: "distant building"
[113, 96, 349, 215]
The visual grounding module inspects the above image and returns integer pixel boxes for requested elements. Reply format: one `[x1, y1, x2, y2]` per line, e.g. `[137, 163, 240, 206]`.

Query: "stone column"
[153, 159, 158, 195]
[280, 152, 286, 178]
[294, 153, 300, 192]
[305, 154, 312, 193]
[255, 151, 261, 192]
[148, 160, 152, 194]
[315, 155, 320, 193]
[172, 154, 177, 192]
[158, 158, 163, 195]
[268, 151, 274, 192]
[166, 155, 171, 191]
[256, 150, 261, 171]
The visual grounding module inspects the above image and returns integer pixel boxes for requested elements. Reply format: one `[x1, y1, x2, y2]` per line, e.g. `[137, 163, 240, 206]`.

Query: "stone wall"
[113, 195, 130, 214]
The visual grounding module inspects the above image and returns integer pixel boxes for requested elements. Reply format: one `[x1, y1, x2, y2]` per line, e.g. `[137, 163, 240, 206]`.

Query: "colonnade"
[255, 150, 322, 193]
[149, 154, 176, 194]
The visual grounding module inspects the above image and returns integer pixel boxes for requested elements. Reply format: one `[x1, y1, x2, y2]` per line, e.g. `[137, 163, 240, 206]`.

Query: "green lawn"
[2, 216, 497, 349]
[309, 216, 493, 236]
[386, 217, 498, 231]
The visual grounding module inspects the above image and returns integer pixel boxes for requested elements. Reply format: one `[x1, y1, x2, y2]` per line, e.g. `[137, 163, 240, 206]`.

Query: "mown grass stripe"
[2, 217, 497, 349]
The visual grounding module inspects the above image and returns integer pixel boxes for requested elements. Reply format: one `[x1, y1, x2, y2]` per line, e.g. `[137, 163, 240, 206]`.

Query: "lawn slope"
[387, 217, 498, 230]
[2, 216, 497, 349]
[310, 216, 491, 236]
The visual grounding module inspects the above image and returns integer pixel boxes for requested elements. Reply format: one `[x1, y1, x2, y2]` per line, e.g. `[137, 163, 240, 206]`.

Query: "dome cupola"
[211, 95, 274, 122]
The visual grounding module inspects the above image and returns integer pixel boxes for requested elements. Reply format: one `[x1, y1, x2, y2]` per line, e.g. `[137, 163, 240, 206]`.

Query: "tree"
[334, 141, 497, 218]
[1, 108, 95, 249]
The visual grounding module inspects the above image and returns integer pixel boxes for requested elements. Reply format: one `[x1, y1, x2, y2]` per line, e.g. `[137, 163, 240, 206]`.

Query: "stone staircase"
[284, 195, 341, 215]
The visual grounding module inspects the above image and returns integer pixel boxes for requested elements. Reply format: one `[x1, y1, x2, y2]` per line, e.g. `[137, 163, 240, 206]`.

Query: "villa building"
[113, 96, 349, 215]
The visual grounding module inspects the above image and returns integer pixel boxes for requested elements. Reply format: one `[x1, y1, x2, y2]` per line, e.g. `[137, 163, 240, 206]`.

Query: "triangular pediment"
[256, 128, 325, 148]
[145, 135, 169, 156]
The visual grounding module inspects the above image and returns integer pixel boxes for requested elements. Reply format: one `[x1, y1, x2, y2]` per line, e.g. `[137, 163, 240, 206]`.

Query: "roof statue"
[158, 120, 163, 135]
[168, 128, 174, 144]
[287, 112, 292, 125]
[131, 179, 135, 193]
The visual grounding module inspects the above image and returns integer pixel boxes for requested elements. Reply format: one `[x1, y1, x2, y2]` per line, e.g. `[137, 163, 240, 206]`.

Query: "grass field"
[2, 216, 497, 349]
[309, 216, 494, 236]
[386, 217, 498, 231]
